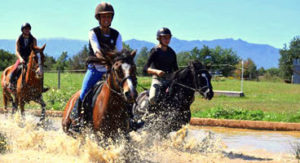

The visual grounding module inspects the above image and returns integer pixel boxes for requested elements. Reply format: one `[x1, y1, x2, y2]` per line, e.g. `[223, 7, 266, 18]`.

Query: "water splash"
[0, 113, 297, 162]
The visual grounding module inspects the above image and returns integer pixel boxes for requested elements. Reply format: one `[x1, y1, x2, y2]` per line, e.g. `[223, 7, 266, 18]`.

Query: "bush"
[44, 88, 76, 110]
[195, 106, 265, 121]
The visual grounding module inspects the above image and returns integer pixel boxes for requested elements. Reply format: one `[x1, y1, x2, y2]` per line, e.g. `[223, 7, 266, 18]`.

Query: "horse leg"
[37, 97, 46, 122]
[12, 96, 18, 115]
[3, 93, 8, 114]
[20, 101, 25, 118]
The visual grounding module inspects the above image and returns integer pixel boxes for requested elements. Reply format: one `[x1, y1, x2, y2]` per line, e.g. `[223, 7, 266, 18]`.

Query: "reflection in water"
[0, 114, 298, 162]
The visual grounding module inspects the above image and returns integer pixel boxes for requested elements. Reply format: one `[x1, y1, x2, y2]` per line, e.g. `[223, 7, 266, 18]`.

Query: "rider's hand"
[19, 58, 25, 63]
[156, 70, 165, 77]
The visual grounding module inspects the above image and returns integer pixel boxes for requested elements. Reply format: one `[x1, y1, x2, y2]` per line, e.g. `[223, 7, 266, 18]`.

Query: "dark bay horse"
[62, 49, 138, 139]
[1, 44, 47, 121]
[132, 61, 214, 134]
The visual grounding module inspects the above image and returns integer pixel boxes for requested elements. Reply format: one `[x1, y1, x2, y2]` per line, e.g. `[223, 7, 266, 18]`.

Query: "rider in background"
[74, 2, 123, 127]
[9, 23, 37, 90]
[143, 27, 179, 105]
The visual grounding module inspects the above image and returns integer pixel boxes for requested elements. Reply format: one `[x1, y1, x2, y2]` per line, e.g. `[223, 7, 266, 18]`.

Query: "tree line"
[1, 36, 299, 81]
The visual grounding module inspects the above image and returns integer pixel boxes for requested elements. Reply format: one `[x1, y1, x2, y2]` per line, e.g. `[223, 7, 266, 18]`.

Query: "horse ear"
[32, 44, 46, 52]
[40, 44, 46, 52]
[131, 50, 137, 58]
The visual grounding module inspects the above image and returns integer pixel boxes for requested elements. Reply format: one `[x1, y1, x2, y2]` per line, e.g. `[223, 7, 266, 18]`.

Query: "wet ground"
[0, 113, 299, 162]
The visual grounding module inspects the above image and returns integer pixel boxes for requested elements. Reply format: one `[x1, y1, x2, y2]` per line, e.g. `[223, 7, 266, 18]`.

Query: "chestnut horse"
[62, 49, 137, 138]
[1, 45, 47, 121]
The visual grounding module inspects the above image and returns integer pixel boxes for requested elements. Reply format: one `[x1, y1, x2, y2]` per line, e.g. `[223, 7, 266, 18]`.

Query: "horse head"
[108, 49, 138, 103]
[188, 60, 214, 100]
[29, 44, 46, 79]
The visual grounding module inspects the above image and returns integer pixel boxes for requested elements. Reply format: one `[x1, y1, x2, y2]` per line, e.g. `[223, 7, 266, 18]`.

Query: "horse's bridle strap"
[173, 81, 208, 94]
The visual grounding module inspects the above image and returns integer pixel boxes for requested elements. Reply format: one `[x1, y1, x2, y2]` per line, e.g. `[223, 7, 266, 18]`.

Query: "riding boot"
[70, 99, 82, 132]
[9, 70, 17, 90]
[77, 99, 85, 131]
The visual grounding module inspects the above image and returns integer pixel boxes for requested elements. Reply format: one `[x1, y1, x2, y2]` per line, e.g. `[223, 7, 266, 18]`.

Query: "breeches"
[79, 67, 105, 100]
[149, 78, 168, 105]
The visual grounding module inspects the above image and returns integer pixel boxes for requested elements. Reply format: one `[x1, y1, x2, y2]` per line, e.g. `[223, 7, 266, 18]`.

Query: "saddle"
[70, 81, 104, 122]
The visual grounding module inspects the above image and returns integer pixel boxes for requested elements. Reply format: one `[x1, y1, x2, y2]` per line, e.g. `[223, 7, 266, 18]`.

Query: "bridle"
[172, 65, 211, 95]
[105, 57, 137, 98]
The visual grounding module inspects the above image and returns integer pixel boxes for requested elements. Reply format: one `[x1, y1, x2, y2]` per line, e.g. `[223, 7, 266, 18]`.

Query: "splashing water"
[0, 113, 298, 162]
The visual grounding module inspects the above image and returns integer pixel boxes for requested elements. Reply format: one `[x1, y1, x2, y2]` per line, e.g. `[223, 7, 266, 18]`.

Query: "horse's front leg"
[35, 96, 46, 122]
[19, 100, 25, 118]
[3, 93, 9, 115]
[12, 96, 19, 115]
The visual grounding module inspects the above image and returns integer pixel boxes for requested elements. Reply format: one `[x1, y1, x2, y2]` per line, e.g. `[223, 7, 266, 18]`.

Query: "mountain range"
[0, 37, 280, 69]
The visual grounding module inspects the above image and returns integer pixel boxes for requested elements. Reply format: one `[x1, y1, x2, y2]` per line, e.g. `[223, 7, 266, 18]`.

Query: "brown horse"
[62, 49, 137, 138]
[1, 44, 47, 121]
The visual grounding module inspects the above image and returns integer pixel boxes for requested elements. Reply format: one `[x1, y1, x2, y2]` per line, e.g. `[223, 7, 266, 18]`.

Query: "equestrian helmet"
[95, 2, 114, 20]
[156, 27, 172, 39]
[21, 22, 31, 32]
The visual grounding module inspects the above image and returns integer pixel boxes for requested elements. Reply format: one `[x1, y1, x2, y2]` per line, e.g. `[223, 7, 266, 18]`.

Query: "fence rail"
[48, 63, 245, 93]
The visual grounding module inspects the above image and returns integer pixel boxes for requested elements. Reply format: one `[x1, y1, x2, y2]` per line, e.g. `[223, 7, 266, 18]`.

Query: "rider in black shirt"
[143, 27, 178, 105]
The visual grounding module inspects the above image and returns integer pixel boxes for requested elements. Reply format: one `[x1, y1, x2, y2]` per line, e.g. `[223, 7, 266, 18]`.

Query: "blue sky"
[0, 0, 299, 48]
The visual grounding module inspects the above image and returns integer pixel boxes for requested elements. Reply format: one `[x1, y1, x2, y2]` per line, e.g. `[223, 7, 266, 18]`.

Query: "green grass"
[1, 71, 300, 122]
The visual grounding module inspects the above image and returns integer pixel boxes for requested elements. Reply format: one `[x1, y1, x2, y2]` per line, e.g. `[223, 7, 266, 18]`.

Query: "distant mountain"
[126, 38, 280, 69]
[0, 38, 280, 68]
[0, 38, 88, 59]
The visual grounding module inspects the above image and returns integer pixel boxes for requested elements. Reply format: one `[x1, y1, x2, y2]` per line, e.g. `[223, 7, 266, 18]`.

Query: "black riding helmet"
[95, 2, 115, 20]
[156, 27, 172, 39]
[21, 22, 31, 32]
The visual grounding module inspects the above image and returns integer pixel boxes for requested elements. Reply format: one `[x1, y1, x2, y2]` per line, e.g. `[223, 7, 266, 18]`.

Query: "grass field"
[1, 71, 300, 122]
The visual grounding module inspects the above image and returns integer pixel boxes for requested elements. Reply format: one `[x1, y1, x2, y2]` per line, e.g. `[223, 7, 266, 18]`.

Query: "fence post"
[241, 60, 244, 93]
[58, 69, 61, 89]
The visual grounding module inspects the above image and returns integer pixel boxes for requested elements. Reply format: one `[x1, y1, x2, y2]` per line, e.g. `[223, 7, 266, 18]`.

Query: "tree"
[257, 67, 266, 76]
[136, 47, 149, 75]
[266, 68, 280, 76]
[244, 58, 257, 80]
[43, 54, 56, 71]
[177, 51, 192, 66]
[234, 59, 258, 80]
[279, 36, 300, 80]
[55, 51, 68, 71]
[123, 42, 133, 51]
[0, 49, 16, 70]
[68, 45, 89, 70]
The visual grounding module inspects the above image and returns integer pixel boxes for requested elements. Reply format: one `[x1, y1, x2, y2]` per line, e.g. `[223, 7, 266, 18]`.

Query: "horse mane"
[167, 60, 204, 81]
[113, 49, 134, 63]
[86, 48, 135, 66]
